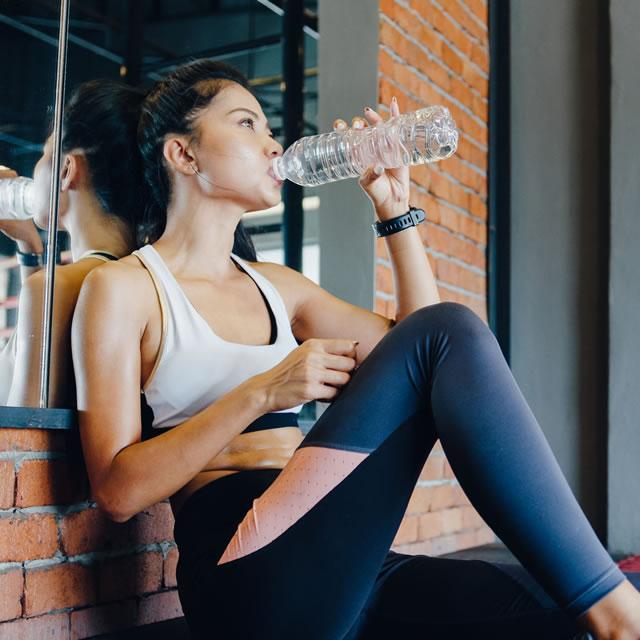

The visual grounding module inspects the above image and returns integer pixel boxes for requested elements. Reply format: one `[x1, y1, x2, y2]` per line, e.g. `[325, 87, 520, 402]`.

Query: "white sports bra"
[134, 245, 302, 430]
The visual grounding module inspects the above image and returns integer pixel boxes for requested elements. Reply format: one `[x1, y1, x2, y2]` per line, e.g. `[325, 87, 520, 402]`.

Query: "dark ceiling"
[1, 0, 319, 177]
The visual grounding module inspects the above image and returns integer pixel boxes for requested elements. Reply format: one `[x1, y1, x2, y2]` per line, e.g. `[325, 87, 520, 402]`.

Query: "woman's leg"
[347, 553, 640, 640]
[177, 419, 589, 639]
[182, 303, 633, 638]
[344, 553, 580, 640]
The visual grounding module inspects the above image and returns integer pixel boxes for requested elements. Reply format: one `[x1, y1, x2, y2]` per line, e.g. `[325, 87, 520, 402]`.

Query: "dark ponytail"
[138, 59, 257, 261]
[61, 79, 147, 248]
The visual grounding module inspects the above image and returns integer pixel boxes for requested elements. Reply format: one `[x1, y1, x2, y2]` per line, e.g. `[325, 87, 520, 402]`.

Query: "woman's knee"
[400, 302, 489, 340]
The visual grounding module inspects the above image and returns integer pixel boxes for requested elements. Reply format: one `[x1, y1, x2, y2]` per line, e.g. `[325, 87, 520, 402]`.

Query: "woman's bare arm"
[264, 100, 440, 361]
[72, 263, 356, 522]
[256, 221, 440, 365]
[72, 263, 261, 521]
[8, 268, 80, 407]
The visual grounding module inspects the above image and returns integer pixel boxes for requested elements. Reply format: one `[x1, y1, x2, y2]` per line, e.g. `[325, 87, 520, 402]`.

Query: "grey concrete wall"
[608, 0, 640, 556]
[509, 0, 607, 534]
[317, 0, 379, 309]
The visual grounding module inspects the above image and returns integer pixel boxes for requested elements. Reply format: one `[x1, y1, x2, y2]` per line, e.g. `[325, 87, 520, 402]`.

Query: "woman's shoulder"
[21, 258, 134, 297]
[73, 254, 160, 331]
[243, 259, 323, 318]
[19, 262, 88, 307]
[79, 253, 154, 300]
[247, 259, 313, 289]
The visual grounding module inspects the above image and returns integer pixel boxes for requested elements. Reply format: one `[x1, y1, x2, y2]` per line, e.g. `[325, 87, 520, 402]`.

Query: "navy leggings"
[174, 303, 636, 639]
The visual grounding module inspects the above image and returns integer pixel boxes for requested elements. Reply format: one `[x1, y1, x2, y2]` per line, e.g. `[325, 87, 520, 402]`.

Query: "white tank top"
[134, 245, 302, 429]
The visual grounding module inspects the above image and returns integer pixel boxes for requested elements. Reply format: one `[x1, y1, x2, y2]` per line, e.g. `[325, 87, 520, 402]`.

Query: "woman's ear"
[163, 137, 198, 177]
[59, 154, 79, 191]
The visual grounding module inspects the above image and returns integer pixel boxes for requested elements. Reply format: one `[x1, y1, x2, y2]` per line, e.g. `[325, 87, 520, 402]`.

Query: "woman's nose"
[268, 139, 283, 157]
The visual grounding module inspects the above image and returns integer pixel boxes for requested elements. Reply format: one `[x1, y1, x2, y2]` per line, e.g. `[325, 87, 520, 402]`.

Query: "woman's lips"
[268, 167, 282, 185]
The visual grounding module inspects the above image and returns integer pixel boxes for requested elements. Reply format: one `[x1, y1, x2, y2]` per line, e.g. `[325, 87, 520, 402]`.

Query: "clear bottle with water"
[0, 177, 35, 220]
[271, 106, 458, 187]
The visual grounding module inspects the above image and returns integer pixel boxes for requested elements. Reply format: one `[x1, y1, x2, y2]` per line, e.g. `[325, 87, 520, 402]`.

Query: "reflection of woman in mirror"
[0, 80, 145, 407]
[73, 60, 640, 639]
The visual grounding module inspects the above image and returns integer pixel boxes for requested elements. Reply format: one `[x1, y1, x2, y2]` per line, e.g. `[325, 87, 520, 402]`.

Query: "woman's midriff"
[170, 426, 303, 515]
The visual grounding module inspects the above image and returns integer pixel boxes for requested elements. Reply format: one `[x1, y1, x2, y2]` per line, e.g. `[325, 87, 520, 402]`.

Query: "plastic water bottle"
[271, 106, 458, 187]
[0, 177, 35, 220]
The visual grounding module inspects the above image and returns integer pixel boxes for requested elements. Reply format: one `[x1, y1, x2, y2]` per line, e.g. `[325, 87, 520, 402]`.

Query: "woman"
[0, 79, 145, 407]
[72, 60, 640, 639]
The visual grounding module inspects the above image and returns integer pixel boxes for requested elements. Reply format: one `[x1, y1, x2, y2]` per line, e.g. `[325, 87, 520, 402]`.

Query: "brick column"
[378, 0, 496, 556]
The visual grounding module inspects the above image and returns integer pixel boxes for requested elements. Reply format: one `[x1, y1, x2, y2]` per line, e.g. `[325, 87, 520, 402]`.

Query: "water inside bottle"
[0, 176, 35, 220]
[271, 105, 458, 187]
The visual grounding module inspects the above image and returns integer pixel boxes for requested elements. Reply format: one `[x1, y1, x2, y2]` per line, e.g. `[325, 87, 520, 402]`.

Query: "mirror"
[61, 0, 319, 280]
[61, 0, 319, 421]
[0, 0, 319, 415]
[0, 0, 62, 405]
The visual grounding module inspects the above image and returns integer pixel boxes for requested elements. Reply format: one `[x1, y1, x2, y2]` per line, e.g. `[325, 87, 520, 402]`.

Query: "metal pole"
[39, 0, 70, 408]
[124, 0, 144, 86]
[487, 0, 511, 362]
[282, 0, 304, 272]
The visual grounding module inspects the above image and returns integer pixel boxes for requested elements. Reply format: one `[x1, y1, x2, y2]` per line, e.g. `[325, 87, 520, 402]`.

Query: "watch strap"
[372, 206, 426, 238]
[15, 250, 44, 267]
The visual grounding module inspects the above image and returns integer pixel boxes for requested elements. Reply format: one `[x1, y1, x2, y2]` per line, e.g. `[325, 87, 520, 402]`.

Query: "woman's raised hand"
[250, 339, 358, 412]
[333, 98, 411, 220]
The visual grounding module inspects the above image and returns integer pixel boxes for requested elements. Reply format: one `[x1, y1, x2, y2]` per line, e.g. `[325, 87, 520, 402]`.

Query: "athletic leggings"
[173, 303, 637, 639]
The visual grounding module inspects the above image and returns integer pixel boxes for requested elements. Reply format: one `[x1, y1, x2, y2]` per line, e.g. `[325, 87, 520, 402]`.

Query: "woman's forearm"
[378, 205, 440, 322]
[15, 237, 44, 284]
[92, 380, 267, 522]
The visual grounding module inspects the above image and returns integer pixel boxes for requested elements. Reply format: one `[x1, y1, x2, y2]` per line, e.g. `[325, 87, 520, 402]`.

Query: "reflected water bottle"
[0, 177, 35, 220]
[271, 106, 458, 187]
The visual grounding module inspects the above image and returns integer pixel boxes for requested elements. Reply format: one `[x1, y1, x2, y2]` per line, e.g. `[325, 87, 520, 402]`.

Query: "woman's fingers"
[358, 164, 385, 189]
[321, 352, 357, 372]
[306, 348, 356, 373]
[390, 95, 401, 117]
[315, 384, 340, 402]
[0, 167, 18, 179]
[319, 367, 352, 387]
[308, 338, 358, 358]
[334, 97, 400, 133]
[333, 117, 368, 131]
[363, 106, 383, 125]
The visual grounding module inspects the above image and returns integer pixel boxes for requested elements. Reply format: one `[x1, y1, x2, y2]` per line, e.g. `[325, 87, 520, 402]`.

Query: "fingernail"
[373, 165, 384, 175]
[364, 107, 371, 112]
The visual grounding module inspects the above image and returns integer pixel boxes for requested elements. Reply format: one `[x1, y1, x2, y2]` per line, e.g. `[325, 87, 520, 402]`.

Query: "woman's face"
[31, 137, 68, 230]
[188, 83, 284, 212]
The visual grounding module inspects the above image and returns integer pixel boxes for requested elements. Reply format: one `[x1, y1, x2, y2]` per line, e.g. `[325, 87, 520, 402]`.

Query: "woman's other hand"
[334, 98, 411, 220]
[0, 218, 43, 254]
[249, 338, 358, 412]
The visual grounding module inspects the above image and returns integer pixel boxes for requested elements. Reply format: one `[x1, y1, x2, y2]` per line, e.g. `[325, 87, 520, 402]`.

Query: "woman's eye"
[241, 118, 255, 129]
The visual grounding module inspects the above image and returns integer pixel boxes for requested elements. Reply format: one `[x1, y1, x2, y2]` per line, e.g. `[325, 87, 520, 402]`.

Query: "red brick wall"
[377, 0, 496, 556]
[0, 427, 180, 637]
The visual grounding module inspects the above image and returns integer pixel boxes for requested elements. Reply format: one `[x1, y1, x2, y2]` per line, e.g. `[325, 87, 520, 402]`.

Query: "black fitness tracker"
[372, 206, 426, 238]
[15, 250, 44, 267]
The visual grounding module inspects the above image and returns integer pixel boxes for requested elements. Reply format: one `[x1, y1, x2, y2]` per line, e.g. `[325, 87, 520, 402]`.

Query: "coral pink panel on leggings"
[218, 446, 368, 564]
